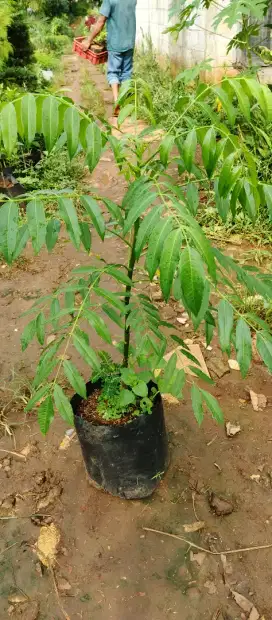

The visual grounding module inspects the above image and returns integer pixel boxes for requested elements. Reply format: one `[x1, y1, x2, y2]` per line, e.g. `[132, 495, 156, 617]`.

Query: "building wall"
[136, 0, 237, 78]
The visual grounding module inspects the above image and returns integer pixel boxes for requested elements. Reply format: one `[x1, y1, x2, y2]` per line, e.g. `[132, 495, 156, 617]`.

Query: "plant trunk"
[123, 220, 139, 367]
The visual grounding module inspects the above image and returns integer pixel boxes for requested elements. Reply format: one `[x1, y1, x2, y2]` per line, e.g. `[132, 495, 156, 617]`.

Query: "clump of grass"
[80, 67, 106, 117]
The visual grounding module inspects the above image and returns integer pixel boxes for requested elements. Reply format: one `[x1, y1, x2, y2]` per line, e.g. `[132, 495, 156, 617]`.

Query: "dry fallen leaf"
[231, 590, 253, 613]
[220, 553, 233, 576]
[249, 608, 260, 620]
[176, 317, 187, 325]
[250, 390, 267, 412]
[162, 394, 179, 405]
[228, 359, 240, 371]
[36, 523, 60, 567]
[225, 422, 241, 437]
[46, 334, 56, 346]
[183, 521, 205, 533]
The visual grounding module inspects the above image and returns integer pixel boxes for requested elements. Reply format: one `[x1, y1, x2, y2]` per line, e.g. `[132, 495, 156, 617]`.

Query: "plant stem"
[123, 220, 139, 367]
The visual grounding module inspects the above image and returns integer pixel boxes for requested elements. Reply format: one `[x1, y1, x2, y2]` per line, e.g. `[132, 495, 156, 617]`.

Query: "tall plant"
[167, 0, 272, 67]
[0, 0, 13, 65]
[0, 78, 272, 433]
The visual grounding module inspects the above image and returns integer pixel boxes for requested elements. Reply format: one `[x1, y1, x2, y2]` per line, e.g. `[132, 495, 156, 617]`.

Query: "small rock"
[250, 474, 261, 483]
[151, 290, 163, 302]
[208, 358, 229, 378]
[225, 422, 241, 438]
[231, 591, 253, 613]
[20, 444, 32, 457]
[183, 521, 205, 533]
[8, 594, 28, 604]
[190, 551, 206, 566]
[3, 457, 11, 467]
[7, 606, 14, 615]
[209, 492, 234, 516]
[228, 359, 240, 371]
[204, 580, 217, 594]
[177, 317, 188, 325]
[250, 390, 267, 412]
[57, 577, 72, 592]
[1, 496, 15, 511]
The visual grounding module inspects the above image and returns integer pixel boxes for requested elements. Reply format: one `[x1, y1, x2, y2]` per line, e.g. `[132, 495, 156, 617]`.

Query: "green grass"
[80, 67, 106, 117]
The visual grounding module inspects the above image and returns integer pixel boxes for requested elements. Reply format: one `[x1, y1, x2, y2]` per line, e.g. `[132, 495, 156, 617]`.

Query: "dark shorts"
[107, 49, 134, 85]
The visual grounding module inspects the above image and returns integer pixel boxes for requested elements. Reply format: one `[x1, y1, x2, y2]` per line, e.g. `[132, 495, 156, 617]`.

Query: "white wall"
[136, 0, 237, 77]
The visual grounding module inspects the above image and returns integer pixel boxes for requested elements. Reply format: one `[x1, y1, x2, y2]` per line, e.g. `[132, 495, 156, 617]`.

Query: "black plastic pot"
[71, 380, 169, 500]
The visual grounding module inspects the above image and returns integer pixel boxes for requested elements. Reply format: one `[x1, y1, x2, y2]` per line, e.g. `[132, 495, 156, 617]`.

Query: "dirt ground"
[1, 55, 272, 620]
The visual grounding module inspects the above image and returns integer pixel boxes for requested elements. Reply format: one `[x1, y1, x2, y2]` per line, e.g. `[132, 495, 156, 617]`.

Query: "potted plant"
[0, 80, 272, 499]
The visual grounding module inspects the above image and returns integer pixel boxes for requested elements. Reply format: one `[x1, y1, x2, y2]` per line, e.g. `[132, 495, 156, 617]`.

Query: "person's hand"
[82, 38, 91, 52]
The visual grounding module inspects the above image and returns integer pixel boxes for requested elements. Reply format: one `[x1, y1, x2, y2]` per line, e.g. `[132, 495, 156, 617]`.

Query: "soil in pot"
[72, 381, 169, 500]
[90, 43, 106, 53]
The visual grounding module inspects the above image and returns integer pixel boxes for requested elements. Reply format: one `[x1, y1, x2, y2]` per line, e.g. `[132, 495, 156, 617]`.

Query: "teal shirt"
[100, 0, 137, 52]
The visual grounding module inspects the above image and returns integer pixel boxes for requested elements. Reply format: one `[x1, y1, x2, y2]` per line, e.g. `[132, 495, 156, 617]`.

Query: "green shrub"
[35, 50, 59, 70]
[44, 33, 71, 53]
[41, 0, 69, 18]
[6, 14, 35, 68]
[51, 15, 73, 37]
[0, 66, 39, 90]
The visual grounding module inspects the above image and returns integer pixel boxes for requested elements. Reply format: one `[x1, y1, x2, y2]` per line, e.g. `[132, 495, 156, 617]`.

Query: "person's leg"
[120, 49, 134, 84]
[107, 51, 122, 103]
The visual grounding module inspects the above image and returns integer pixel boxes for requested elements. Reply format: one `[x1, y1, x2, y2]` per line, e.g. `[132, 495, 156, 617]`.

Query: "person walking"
[82, 0, 137, 115]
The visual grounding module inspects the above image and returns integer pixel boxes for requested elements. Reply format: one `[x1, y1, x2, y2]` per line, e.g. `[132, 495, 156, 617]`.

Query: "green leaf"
[36, 312, 45, 346]
[123, 191, 157, 236]
[94, 287, 124, 312]
[64, 106, 80, 160]
[102, 304, 124, 328]
[213, 86, 236, 126]
[256, 331, 272, 373]
[117, 103, 134, 126]
[12, 224, 30, 261]
[118, 389, 136, 408]
[182, 128, 197, 173]
[160, 228, 182, 301]
[25, 384, 51, 413]
[73, 329, 100, 370]
[63, 360, 87, 399]
[81, 196, 105, 240]
[83, 308, 112, 343]
[218, 152, 236, 198]
[21, 319, 36, 352]
[191, 384, 204, 425]
[26, 199, 46, 254]
[58, 198, 81, 249]
[205, 320, 214, 346]
[132, 381, 148, 397]
[38, 395, 54, 435]
[236, 318, 252, 378]
[107, 267, 132, 286]
[86, 121, 102, 172]
[46, 219, 61, 252]
[50, 298, 61, 330]
[145, 217, 173, 280]
[201, 126, 217, 178]
[0, 201, 19, 264]
[102, 198, 123, 224]
[218, 299, 233, 355]
[79, 221, 91, 253]
[192, 280, 210, 331]
[179, 247, 205, 316]
[186, 183, 199, 215]
[201, 389, 224, 423]
[160, 134, 175, 166]
[239, 181, 258, 223]
[21, 94, 36, 145]
[189, 366, 214, 384]
[230, 79, 251, 122]
[1, 102, 17, 156]
[262, 184, 272, 221]
[54, 384, 74, 425]
[42, 96, 60, 152]
[135, 206, 163, 259]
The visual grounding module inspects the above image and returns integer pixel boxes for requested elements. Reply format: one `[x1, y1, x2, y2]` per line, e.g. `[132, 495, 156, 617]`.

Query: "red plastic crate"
[73, 37, 108, 65]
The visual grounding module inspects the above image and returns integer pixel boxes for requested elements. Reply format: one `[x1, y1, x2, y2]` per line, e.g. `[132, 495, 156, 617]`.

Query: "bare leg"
[111, 82, 120, 103]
